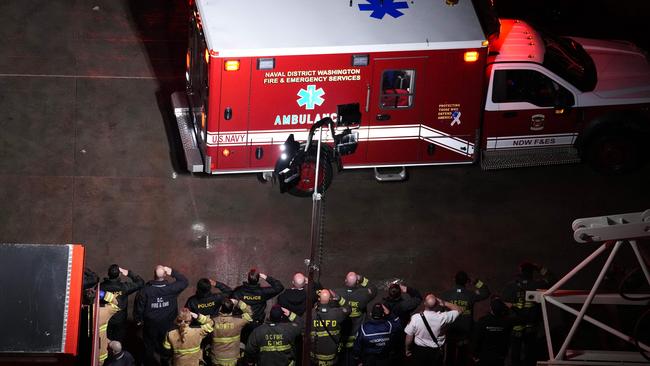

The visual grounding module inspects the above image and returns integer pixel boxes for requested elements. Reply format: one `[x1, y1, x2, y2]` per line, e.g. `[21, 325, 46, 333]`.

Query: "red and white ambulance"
[173, 0, 650, 195]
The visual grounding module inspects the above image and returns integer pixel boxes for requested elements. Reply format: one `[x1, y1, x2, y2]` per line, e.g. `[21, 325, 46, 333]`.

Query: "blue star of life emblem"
[358, 0, 409, 19]
[297, 85, 325, 110]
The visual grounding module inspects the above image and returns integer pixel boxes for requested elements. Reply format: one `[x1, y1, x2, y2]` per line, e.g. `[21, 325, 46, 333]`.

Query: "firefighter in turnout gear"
[333, 272, 377, 366]
[97, 291, 121, 366]
[502, 262, 554, 366]
[135, 265, 189, 366]
[163, 308, 215, 366]
[310, 289, 352, 366]
[440, 271, 491, 366]
[211, 298, 254, 366]
[100, 264, 144, 343]
[245, 305, 304, 366]
[232, 269, 284, 343]
[353, 303, 402, 366]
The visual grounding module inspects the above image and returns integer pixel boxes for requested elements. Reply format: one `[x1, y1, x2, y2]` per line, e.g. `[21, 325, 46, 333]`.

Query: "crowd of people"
[84, 262, 555, 366]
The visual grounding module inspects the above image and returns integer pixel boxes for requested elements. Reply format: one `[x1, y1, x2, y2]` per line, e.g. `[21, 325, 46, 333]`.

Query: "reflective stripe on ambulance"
[206, 124, 474, 157]
[486, 133, 578, 150]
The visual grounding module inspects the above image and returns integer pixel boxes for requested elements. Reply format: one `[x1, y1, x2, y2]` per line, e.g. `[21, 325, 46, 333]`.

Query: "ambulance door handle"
[503, 111, 517, 118]
[376, 114, 391, 121]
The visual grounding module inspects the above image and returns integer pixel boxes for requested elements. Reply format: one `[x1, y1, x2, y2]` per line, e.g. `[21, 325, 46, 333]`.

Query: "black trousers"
[412, 345, 443, 366]
[445, 337, 470, 366]
[510, 327, 537, 366]
[143, 324, 171, 366]
[360, 353, 392, 366]
[476, 357, 506, 366]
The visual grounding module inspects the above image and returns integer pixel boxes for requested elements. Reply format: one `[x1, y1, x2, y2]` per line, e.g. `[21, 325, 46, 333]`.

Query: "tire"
[287, 155, 333, 197]
[583, 130, 645, 174]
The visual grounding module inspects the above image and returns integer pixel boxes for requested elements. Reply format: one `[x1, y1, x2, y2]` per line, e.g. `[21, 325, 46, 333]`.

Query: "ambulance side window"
[492, 70, 574, 107]
[380, 70, 415, 109]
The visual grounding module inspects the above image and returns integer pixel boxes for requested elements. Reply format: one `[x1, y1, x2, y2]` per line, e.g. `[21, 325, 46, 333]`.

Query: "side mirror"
[554, 89, 575, 112]
[334, 129, 359, 156]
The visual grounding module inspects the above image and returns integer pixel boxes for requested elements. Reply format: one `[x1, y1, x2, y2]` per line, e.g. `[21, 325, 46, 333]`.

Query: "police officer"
[232, 269, 284, 342]
[245, 305, 303, 365]
[502, 262, 554, 366]
[333, 272, 376, 366]
[472, 298, 512, 366]
[211, 298, 254, 366]
[134, 265, 189, 366]
[353, 303, 402, 366]
[310, 289, 351, 366]
[185, 278, 232, 364]
[100, 264, 144, 343]
[440, 270, 490, 366]
[186, 278, 232, 324]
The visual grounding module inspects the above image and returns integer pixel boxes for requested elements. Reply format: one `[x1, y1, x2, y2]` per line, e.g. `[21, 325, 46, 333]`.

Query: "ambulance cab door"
[367, 58, 426, 164]
[483, 64, 580, 153]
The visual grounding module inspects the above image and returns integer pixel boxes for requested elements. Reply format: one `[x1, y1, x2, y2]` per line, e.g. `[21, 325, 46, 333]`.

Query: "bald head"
[424, 294, 438, 310]
[154, 265, 166, 280]
[292, 272, 307, 289]
[108, 340, 122, 355]
[345, 272, 358, 287]
[319, 289, 332, 305]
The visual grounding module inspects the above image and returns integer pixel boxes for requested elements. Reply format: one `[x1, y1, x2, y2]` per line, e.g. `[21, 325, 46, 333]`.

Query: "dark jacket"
[502, 272, 554, 328]
[245, 312, 303, 366]
[472, 313, 513, 363]
[278, 288, 307, 317]
[353, 314, 402, 361]
[382, 286, 422, 328]
[104, 350, 136, 366]
[232, 276, 284, 323]
[277, 282, 322, 317]
[440, 281, 490, 338]
[100, 270, 145, 325]
[134, 270, 188, 330]
[185, 281, 231, 326]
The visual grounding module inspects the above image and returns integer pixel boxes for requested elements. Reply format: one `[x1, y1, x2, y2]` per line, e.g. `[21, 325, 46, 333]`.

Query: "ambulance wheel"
[584, 131, 645, 174]
[288, 155, 333, 197]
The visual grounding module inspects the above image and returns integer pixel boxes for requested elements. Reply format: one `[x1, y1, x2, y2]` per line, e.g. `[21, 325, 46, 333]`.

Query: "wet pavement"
[1, 0, 649, 353]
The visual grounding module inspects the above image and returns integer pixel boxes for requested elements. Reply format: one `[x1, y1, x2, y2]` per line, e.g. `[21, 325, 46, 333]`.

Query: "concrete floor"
[1, 0, 649, 352]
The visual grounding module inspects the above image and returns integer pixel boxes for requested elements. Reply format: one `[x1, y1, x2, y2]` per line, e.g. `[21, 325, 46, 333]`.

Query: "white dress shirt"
[404, 309, 460, 348]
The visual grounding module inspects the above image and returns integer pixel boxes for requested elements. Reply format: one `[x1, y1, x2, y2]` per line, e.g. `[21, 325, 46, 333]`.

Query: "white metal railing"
[530, 210, 650, 366]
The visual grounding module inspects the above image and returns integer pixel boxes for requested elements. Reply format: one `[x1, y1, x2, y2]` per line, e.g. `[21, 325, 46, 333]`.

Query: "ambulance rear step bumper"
[171, 92, 204, 173]
[481, 147, 581, 170]
[374, 167, 407, 182]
